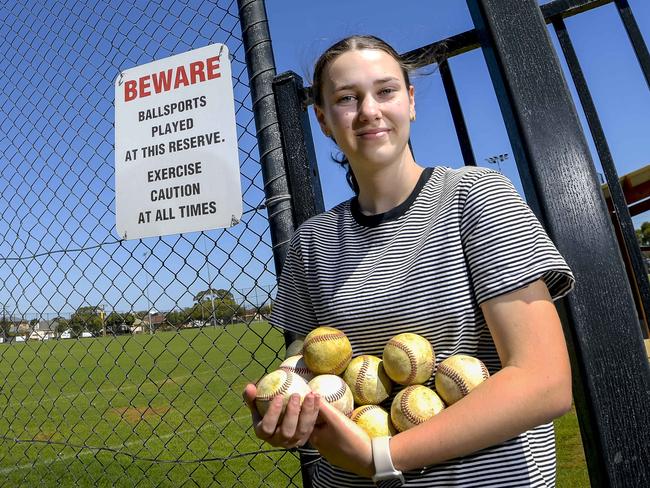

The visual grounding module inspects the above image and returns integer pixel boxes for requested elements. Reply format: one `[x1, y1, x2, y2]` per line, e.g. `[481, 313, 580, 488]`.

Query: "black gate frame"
[240, 0, 650, 486]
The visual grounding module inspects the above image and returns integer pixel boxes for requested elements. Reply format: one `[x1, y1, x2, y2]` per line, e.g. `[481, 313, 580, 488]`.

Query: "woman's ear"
[409, 85, 416, 121]
[314, 105, 331, 137]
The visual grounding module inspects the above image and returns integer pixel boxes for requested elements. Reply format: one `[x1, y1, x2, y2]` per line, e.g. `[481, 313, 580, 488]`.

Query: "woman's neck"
[354, 159, 424, 215]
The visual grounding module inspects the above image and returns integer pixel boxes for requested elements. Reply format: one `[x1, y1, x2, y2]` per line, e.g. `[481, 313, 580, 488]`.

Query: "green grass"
[555, 406, 590, 487]
[0, 324, 590, 487]
[0, 323, 302, 487]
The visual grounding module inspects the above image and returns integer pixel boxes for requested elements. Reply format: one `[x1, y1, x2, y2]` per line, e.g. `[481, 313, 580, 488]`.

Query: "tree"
[636, 221, 650, 247]
[0, 317, 11, 338]
[53, 317, 69, 336]
[192, 288, 242, 325]
[69, 306, 102, 336]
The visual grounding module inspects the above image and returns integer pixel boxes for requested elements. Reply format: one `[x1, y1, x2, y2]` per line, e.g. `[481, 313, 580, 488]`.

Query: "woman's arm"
[310, 279, 572, 476]
[391, 278, 572, 470]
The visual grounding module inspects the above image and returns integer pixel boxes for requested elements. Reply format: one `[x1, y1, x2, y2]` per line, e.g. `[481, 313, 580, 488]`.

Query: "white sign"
[115, 44, 242, 240]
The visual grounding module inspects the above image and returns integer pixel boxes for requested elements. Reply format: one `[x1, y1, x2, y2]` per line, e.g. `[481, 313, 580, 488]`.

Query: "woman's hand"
[309, 400, 374, 478]
[242, 383, 321, 449]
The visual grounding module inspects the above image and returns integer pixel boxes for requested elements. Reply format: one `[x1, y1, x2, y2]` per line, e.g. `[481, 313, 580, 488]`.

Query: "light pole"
[143, 251, 153, 334]
[485, 153, 510, 173]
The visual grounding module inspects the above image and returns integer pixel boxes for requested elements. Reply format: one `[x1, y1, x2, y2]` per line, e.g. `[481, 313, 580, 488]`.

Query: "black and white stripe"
[271, 166, 574, 487]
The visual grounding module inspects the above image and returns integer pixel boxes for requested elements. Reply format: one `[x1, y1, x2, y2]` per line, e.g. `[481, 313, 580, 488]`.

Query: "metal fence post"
[466, 0, 650, 486]
[237, 2, 315, 487]
[272, 71, 325, 226]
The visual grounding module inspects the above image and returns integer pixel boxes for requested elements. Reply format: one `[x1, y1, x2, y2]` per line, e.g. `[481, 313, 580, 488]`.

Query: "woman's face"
[315, 49, 415, 171]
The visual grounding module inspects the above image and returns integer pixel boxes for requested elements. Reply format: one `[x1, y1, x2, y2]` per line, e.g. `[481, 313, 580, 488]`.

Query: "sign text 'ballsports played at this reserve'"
[114, 43, 242, 240]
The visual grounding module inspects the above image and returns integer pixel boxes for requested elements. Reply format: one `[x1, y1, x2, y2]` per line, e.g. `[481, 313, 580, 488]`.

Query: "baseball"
[302, 326, 353, 375]
[308, 374, 354, 416]
[342, 355, 392, 405]
[255, 369, 311, 417]
[350, 405, 397, 438]
[383, 333, 435, 385]
[279, 355, 315, 382]
[285, 338, 304, 358]
[435, 354, 490, 406]
[390, 385, 445, 432]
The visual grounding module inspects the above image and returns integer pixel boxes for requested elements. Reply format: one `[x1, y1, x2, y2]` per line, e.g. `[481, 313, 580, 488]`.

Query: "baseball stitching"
[332, 349, 352, 374]
[303, 331, 345, 349]
[323, 379, 346, 403]
[352, 405, 375, 421]
[400, 386, 428, 426]
[355, 356, 370, 404]
[387, 339, 418, 384]
[279, 364, 311, 376]
[438, 363, 470, 396]
[480, 362, 490, 380]
[257, 372, 292, 401]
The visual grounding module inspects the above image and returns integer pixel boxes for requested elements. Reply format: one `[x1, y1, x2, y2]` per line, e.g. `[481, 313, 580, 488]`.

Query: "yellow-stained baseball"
[255, 370, 311, 417]
[342, 355, 392, 405]
[285, 338, 304, 358]
[390, 385, 445, 432]
[435, 354, 490, 406]
[302, 326, 352, 375]
[279, 355, 315, 382]
[350, 405, 397, 438]
[383, 333, 435, 385]
[308, 374, 354, 417]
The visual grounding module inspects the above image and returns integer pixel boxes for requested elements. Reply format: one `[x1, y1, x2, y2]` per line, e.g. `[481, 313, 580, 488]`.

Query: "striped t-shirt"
[270, 166, 574, 487]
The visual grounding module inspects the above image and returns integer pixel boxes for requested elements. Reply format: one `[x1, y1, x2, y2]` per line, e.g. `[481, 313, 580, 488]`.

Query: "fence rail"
[0, 0, 300, 486]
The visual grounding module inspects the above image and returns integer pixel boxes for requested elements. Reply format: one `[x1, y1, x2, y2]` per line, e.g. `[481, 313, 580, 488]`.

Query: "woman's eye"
[337, 95, 356, 103]
[379, 87, 396, 96]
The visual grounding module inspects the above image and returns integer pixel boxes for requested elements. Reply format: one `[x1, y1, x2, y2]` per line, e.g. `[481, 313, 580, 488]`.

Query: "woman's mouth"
[357, 128, 390, 139]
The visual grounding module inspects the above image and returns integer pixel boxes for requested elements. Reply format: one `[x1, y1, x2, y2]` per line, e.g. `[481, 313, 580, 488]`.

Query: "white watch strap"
[371, 436, 404, 485]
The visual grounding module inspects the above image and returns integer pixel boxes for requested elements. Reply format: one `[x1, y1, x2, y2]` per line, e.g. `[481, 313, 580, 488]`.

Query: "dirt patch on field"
[110, 406, 171, 424]
[33, 432, 57, 442]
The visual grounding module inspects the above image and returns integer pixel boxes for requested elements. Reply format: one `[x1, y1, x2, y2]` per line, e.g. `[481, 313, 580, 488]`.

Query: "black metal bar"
[541, 0, 612, 20]
[273, 71, 325, 227]
[615, 0, 650, 90]
[237, 2, 312, 486]
[554, 17, 650, 338]
[401, 1, 613, 69]
[466, 1, 650, 486]
[439, 60, 476, 167]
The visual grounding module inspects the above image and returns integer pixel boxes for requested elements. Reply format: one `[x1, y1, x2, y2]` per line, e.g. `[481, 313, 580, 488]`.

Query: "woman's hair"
[311, 35, 414, 196]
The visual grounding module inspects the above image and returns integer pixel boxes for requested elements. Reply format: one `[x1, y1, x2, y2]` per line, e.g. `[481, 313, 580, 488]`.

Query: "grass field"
[0, 322, 589, 487]
[0, 323, 301, 487]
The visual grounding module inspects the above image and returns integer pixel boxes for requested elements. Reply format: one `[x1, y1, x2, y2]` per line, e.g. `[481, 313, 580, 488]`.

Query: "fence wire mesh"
[0, 0, 300, 486]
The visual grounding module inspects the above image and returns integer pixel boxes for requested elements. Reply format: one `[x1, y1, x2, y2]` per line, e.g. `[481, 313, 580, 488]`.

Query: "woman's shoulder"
[291, 200, 351, 242]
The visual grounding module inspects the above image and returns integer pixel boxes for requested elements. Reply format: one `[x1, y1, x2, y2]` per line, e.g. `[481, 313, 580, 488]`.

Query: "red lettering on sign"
[124, 80, 137, 101]
[189, 61, 206, 84]
[124, 55, 223, 102]
[152, 69, 173, 93]
[207, 56, 221, 80]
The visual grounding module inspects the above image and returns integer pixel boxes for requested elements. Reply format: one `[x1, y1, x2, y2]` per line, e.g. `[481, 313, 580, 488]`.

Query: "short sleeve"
[269, 233, 318, 336]
[460, 170, 574, 305]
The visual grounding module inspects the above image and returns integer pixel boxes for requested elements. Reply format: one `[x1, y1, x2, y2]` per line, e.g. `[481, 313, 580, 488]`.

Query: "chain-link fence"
[0, 0, 300, 486]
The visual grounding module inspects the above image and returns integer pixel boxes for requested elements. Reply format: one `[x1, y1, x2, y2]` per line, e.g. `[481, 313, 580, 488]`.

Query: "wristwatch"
[371, 436, 405, 487]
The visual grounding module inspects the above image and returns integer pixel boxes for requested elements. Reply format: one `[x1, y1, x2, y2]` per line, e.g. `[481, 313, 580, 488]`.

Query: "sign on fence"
[115, 44, 242, 240]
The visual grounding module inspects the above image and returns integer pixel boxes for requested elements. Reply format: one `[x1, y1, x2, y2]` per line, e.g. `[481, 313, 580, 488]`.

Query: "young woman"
[244, 35, 574, 487]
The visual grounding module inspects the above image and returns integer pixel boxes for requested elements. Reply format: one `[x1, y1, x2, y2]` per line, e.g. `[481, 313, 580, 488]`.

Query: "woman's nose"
[358, 95, 380, 121]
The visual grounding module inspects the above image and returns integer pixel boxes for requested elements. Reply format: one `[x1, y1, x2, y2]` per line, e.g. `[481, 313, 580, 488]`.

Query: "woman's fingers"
[258, 395, 284, 439]
[294, 393, 320, 443]
[243, 384, 321, 447]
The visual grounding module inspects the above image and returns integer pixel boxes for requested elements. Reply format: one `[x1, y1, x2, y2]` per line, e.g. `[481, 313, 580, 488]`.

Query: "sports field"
[0, 322, 301, 487]
[0, 322, 587, 487]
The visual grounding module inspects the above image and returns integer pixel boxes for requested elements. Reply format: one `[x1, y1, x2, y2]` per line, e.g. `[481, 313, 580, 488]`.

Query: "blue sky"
[0, 0, 648, 318]
[267, 0, 650, 221]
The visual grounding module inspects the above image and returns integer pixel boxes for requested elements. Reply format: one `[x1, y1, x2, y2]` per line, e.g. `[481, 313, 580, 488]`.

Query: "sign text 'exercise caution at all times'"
[115, 44, 242, 240]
